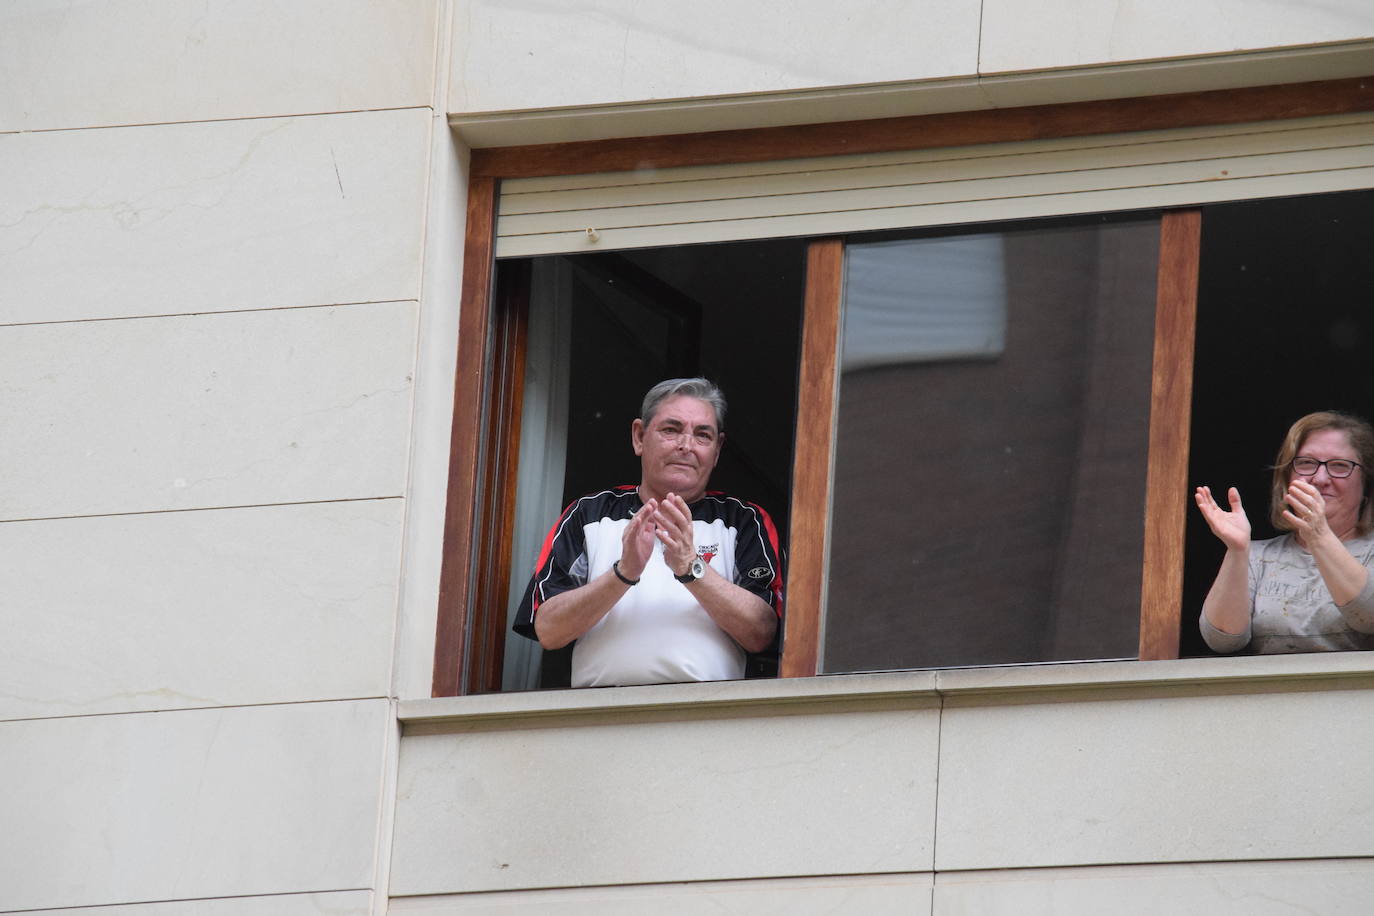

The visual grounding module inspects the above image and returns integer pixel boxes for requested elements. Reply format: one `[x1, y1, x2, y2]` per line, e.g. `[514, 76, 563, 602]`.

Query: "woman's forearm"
[1201, 546, 1251, 640]
[1307, 531, 1373, 623]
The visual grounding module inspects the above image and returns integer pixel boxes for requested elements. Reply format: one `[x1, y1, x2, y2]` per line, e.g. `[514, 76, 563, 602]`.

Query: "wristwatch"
[673, 557, 706, 584]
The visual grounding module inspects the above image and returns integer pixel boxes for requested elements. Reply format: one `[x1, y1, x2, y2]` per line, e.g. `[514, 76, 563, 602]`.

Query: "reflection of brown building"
[830, 221, 1158, 670]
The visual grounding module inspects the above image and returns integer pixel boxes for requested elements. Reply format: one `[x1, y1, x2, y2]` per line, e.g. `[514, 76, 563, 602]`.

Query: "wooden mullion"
[1139, 209, 1203, 661]
[471, 76, 1374, 180]
[781, 238, 845, 678]
[433, 176, 499, 697]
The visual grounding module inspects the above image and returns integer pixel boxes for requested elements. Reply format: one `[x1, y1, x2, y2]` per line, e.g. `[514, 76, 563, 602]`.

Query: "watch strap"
[673, 557, 705, 583]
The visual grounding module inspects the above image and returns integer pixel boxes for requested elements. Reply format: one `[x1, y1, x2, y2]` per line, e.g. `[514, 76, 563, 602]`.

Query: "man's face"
[631, 394, 723, 503]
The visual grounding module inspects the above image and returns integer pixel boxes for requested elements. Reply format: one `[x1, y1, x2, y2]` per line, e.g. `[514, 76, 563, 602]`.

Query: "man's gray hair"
[640, 377, 727, 431]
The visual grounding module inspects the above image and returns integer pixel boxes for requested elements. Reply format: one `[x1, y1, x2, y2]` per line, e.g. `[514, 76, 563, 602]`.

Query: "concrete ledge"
[400, 670, 940, 731]
[394, 654, 1374, 891]
[447, 43, 1374, 148]
[401, 651, 1374, 728]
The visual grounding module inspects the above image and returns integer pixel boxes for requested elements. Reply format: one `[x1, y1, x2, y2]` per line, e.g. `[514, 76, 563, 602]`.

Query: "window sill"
[401, 651, 1374, 731]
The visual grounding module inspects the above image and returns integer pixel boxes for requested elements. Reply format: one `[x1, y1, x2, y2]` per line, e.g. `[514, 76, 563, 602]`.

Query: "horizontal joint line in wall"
[2, 105, 435, 136]
[0, 299, 418, 330]
[0, 696, 394, 727]
[0, 496, 403, 526]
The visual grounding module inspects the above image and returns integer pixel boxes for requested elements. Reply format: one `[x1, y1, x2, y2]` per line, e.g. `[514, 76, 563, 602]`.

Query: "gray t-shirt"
[1201, 530, 1374, 654]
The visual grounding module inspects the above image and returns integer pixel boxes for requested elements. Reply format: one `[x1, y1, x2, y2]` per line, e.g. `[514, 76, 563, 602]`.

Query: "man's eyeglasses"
[1291, 457, 1362, 478]
[654, 426, 717, 447]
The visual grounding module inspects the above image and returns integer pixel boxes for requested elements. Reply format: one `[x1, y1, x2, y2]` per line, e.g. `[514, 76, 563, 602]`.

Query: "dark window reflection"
[825, 216, 1160, 671]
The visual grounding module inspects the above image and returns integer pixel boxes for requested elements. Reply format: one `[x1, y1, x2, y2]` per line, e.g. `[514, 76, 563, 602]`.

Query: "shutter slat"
[495, 114, 1374, 258]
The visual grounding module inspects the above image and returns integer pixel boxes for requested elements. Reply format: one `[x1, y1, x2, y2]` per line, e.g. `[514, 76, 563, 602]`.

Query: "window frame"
[433, 76, 1374, 697]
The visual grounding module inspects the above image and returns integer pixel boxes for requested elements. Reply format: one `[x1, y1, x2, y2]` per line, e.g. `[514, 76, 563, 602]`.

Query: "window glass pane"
[824, 216, 1160, 672]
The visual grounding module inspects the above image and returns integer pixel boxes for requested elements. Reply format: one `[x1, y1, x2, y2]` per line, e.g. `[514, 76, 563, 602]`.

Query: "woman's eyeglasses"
[1291, 457, 1361, 478]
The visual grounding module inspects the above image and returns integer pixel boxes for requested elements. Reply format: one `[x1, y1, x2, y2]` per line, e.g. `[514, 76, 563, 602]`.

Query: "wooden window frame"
[433, 76, 1374, 696]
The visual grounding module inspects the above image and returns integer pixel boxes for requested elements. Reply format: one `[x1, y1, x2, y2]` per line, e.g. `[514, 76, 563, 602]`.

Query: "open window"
[499, 240, 808, 690]
[1182, 186, 1374, 656]
[435, 78, 1374, 696]
[448, 208, 1195, 691]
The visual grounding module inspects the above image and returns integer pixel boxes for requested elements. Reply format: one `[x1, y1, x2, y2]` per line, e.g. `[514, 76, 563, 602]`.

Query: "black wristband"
[612, 560, 640, 586]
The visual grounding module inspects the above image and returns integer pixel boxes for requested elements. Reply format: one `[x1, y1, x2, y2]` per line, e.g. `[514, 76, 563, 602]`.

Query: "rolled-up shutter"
[495, 112, 1374, 257]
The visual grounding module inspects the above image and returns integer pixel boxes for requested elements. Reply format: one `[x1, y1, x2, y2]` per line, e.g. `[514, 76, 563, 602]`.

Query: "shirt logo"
[747, 566, 770, 580]
[698, 544, 718, 564]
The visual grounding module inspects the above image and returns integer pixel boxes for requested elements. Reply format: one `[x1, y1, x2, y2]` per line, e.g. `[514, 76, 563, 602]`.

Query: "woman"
[1196, 411, 1374, 653]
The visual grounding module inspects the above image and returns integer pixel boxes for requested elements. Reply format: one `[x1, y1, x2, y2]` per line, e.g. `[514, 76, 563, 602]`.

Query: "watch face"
[677, 557, 706, 583]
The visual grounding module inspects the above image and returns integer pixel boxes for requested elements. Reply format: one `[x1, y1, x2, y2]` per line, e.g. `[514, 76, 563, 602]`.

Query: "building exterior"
[4, 2, 1374, 913]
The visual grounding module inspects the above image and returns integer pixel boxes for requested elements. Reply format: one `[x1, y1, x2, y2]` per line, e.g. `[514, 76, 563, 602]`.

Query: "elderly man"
[513, 378, 784, 687]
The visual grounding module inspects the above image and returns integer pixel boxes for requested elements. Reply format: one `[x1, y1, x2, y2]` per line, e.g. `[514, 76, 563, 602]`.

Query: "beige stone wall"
[445, 0, 1374, 144]
[0, 2, 455, 912]
[392, 656, 1374, 914]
